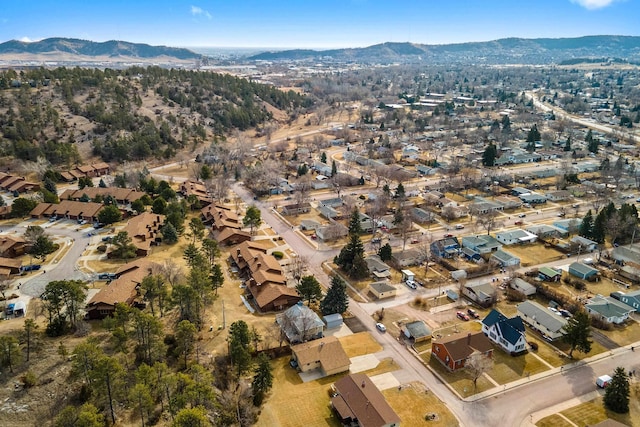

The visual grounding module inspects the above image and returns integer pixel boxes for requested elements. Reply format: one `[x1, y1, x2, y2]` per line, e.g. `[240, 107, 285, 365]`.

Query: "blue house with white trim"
[481, 309, 527, 355]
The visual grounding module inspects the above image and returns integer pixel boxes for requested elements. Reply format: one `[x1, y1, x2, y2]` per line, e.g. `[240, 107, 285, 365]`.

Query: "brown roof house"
[0, 235, 28, 258]
[290, 336, 351, 377]
[0, 173, 40, 193]
[122, 212, 165, 256]
[431, 331, 493, 372]
[201, 204, 251, 245]
[60, 187, 145, 205]
[0, 257, 22, 276]
[85, 259, 157, 319]
[30, 200, 104, 221]
[331, 373, 401, 427]
[180, 180, 213, 206]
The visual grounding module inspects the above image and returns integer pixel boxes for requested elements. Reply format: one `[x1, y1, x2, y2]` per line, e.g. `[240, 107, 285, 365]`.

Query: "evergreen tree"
[526, 124, 540, 143]
[98, 204, 122, 224]
[579, 210, 594, 238]
[243, 205, 262, 235]
[562, 311, 592, 358]
[604, 367, 630, 413]
[296, 275, 323, 305]
[320, 275, 349, 315]
[229, 320, 252, 378]
[592, 210, 607, 244]
[378, 243, 392, 261]
[482, 143, 497, 166]
[331, 160, 337, 177]
[98, 178, 107, 188]
[501, 114, 511, 132]
[395, 183, 406, 200]
[161, 222, 178, 244]
[252, 353, 273, 406]
[320, 152, 327, 163]
[43, 177, 57, 195]
[564, 136, 571, 152]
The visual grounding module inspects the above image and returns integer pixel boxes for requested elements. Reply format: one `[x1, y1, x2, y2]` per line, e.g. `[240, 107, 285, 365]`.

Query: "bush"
[573, 281, 586, 291]
[96, 244, 107, 253]
[590, 315, 613, 331]
[528, 341, 539, 351]
[272, 251, 284, 260]
[21, 371, 37, 388]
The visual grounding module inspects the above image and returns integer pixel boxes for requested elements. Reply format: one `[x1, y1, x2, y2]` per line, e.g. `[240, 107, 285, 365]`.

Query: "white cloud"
[570, 0, 618, 10]
[190, 5, 212, 19]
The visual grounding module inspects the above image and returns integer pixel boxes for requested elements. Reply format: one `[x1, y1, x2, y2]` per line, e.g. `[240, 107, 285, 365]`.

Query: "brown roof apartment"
[122, 212, 165, 256]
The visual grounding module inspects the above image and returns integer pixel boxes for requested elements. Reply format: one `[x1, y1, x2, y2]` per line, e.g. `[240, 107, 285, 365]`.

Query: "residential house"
[481, 309, 527, 355]
[315, 222, 348, 241]
[300, 219, 321, 231]
[122, 212, 165, 256]
[392, 249, 424, 267]
[519, 193, 547, 204]
[402, 320, 431, 342]
[517, 300, 568, 341]
[495, 229, 538, 245]
[215, 227, 251, 246]
[0, 173, 40, 194]
[470, 199, 504, 215]
[290, 336, 351, 376]
[490, 249, 520, 267]
[511, 187, 531, 197]
[320, 197, 344, 208]
[430, 237, 460, 258]
[365, 255, 391, 279]
[313, 162, 333, 177]
[0, 235, 28, 258]
[462, 235, 502, 254]
[59, 187, 145, 205]
[85, 259, 157, 319]
[369, 281, 397, 299]
[545, 190, 572, 201]
[553, 218, 582, 233]
[331, 373, 401, 427]
[568, 262, 599, 280]
[318, 204, 341, 220]
[276, 302, 324, 343]
[570, 236, 598, 253]
[526, 224, 567, 239]
[411, 207, 434, 224]
[611, 245, 640, 265]
[281, 202, 311, 216]
[615, 290, 640, 313]
[585, 295, 635, 324]
[201, 204, 240, 228]
[431, 331, 493, 372]
[0, 258, 22, 276]
[463, 282, 497, 306]
[493, 196, 522, 210]
[510, 278, 536, 296]
[179, 180, 213, 206]
[461, 247, 482, 262]
[29, 200, 104, 222]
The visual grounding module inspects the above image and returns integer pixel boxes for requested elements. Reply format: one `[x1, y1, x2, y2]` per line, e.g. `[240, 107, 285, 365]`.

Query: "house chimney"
[257, 262, 261, 269]
[320, 342, 325, 350]
[467, 332, 472, 345]
[361, 381, 366, 388]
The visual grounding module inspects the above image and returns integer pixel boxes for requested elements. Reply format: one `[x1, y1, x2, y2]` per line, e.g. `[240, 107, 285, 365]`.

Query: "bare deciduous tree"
[465, 352, 494, 390]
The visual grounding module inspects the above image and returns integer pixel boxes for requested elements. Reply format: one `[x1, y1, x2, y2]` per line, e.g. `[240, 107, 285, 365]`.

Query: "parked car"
[455, 224, 465, 229]
[514, 220, 524, 226]
[467, 308, 480, 319]
[518, 213, 526, 218]
[443, 233, 454, 238]
[557, 212, 566, 217]
[376, 323, 387, 332]
[456, 311, 470, 321]
[405, 280, 417, 289]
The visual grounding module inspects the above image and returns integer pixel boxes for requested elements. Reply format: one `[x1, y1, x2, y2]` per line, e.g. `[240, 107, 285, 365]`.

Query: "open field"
[383, 382, 460, 427]
[536, 414, 575, 427]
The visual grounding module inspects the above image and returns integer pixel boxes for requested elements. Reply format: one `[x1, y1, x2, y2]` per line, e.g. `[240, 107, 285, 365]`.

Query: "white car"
[405, 280, 417, 289]
[376, 323, 386, 332]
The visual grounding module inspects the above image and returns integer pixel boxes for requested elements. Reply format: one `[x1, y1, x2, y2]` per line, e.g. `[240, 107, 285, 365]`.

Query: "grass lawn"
[256, 357, 342, 427]
[526, 334, 567, 368]
[559, 388, 640, 427]
[553, 339, 608, 360]
[426, 354, 495, 397]
[431, 319, 482, 339]
[536, 414, 574, 427]
[413, 340, 432, 354]
[338, 332, 382, 358]
[598, 321, 640, 347]
[361, 357, 399, 377]
[506, 244, 564, 267]
[486, 349, 550, 385]
[383, 382, 459, 427]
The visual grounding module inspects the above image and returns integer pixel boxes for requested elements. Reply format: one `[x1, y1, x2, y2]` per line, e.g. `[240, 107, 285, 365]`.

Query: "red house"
[431, 331, 493, 371]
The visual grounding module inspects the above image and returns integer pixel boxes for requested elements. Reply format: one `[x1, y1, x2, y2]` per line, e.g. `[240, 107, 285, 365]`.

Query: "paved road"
[6, 220, 94, 298]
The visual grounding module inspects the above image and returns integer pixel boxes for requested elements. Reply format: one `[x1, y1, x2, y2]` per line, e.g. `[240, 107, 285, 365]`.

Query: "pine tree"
[331, 160, 337, 177]
[592, 210, 607, 244]
[378, 243, 392, 261]
[562, 311, 592, 358]
[320, 275, 349, 315]
[320, 152, 327, 163]
[579, 210, 594, 238]
[296, 275, 323, 304]
[604, 367, 630, 413]
[482, 143, 497, 166]
[395, 183, 406, 200]
[252, 353, 273, 406]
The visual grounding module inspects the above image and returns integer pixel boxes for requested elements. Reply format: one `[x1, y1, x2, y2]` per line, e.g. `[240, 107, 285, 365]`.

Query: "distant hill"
[248, 36, 640, 64]
[0, 37, 201, 60]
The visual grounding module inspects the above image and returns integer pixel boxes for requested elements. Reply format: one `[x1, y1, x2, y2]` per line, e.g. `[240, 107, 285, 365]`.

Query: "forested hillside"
[0, 67, 311, 166]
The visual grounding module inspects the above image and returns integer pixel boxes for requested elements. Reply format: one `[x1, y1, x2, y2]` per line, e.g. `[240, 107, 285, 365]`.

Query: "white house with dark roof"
[463, 282, 496, 306]
[490, 249, 520, 267]
[481, 309, 527, 355]
[462, 235, 502, 254]
[570, 236, 598, 253]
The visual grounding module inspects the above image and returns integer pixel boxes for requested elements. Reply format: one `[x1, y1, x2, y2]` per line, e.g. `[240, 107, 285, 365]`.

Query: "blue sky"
[0, 0, 637, 48]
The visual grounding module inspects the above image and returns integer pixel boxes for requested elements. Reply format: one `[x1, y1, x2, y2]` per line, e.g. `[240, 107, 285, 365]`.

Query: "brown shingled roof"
[291, 336, 351, 374]
[434, 331, 493, 362]
[332, 373, 400, 427]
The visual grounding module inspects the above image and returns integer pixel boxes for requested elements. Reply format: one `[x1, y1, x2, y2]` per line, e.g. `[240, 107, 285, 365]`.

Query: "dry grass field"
[338, 332, 382, 357]
[506, 244, 565, 267]
[383, 382, 460, 427]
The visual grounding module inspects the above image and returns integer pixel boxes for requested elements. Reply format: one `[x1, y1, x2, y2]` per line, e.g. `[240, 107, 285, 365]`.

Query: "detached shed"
[369, 281, 397, 300]
[401, 269, 415, 282]
[510, 278, 536, 296]
[568, 262, 599, 280]
[323, 313, 344, 329]
[403, 320, 432, 342]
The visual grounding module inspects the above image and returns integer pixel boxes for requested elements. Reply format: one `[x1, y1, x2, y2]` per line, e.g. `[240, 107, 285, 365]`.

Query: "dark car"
[444, 233, 454, 238]
[467, 308, 480, 319]
[456, 311, 470, 321]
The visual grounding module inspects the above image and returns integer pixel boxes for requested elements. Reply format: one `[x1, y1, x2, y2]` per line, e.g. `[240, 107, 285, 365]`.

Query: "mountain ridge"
[247, 35, 640, 64]
[0, 37, 201, 60]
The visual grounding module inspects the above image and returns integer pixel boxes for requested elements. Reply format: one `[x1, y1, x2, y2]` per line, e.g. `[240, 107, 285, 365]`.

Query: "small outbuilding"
[323, 313, 344, 329]
[568, 262, 599, 281]
[369, 281, 396, 300]
[403, 320, 431, 342]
